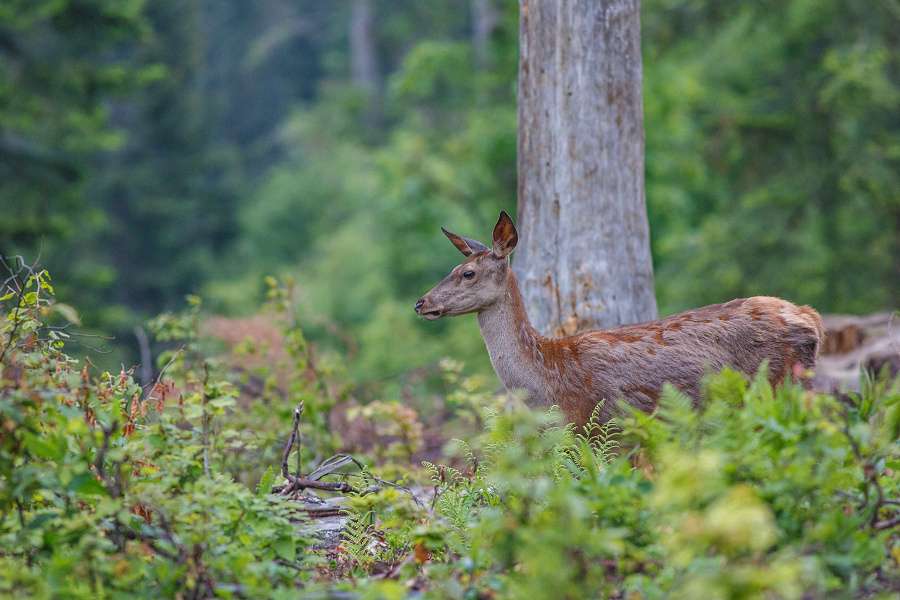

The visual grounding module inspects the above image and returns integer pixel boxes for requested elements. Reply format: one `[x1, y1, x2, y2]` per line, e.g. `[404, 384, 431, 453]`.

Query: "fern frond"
[573, 402, 620, 466]
[341, 509, 374, 567]
[256, 466, 276, 497]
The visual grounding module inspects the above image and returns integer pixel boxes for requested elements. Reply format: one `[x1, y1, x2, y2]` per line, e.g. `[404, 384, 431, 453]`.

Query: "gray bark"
[349, 0, 378, 95]
[515, 0, 658, 338]
[472, 0, 499, 69]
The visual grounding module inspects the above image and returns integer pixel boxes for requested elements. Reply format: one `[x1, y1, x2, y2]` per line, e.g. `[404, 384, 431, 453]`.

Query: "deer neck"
[476, 270, 554, 406]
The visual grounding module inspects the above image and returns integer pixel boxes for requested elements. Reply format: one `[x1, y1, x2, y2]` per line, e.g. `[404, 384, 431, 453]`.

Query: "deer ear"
[491, 210, 518, 259]
[442, 228, 490, 256]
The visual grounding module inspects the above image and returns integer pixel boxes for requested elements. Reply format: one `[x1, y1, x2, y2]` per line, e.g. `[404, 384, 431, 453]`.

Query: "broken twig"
[277, 401, 358, 496]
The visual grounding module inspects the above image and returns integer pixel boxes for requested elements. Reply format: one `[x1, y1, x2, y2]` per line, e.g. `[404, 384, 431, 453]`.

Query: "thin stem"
[281, 402, 304, 480]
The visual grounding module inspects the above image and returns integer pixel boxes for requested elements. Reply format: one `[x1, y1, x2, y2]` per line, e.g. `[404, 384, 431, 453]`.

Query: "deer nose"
[414, 299, 425, 314]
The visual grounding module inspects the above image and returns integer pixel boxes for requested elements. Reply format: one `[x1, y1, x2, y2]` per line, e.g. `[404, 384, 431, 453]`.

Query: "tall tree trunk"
[349, 0, 378, 95]
[472, 0, 499, 69]
[515, 0, 657, 337]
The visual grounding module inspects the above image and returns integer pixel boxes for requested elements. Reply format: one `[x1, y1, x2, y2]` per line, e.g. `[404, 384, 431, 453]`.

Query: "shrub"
[405, 370, 900, 599]
[3, 261, 899, 599]
[0, 262, 312, 598]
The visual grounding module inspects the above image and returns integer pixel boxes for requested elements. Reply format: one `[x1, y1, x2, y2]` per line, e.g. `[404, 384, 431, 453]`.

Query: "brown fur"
[506, 275, 823, 426]
[416, 212, 825, 428]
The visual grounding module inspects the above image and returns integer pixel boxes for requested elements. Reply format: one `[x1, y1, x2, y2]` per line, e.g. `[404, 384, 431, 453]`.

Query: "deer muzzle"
[415, 296, 442, 320]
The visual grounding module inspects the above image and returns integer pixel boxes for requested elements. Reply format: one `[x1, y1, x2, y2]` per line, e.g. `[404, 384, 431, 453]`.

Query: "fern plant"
[423, 407, 620, 553]
[340, 506, 376, 571]
[424, 440, 500, 548]
[339, 480, 423, 573]
[552, 403, 620, 482]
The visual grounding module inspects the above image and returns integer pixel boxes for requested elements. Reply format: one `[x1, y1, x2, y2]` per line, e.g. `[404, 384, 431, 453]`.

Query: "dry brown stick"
[271, 478, 357, 495]
[281, 401, 304, 480]
[283, 477, 355, 494]
[875, 515, 900, 530]
[277, 401, 359, 495]
[300, 507, 347, 518]
[142, 346, 184, 393]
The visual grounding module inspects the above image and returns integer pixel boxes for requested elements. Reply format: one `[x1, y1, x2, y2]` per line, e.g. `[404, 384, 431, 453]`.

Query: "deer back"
[537, 296, 823, 426]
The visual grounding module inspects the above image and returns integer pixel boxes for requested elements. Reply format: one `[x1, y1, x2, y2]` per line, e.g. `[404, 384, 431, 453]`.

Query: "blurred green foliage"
[642, 0, 900, 314]
[0, 0, 150, 252]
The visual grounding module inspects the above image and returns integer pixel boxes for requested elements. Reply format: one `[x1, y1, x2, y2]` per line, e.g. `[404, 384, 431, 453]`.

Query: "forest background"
[3, 0, 900, 388]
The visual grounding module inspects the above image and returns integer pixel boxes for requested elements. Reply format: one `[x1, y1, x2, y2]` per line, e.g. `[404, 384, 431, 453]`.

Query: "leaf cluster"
[0, 263, 313, 598]
[343, 370, 900, 599]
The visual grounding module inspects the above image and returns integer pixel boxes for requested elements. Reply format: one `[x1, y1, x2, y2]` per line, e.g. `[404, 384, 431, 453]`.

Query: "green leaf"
[273, 536, 296, 561]
[22, 432, 59, 460]
[183, 404, 203, 420]
[71, 472, 109, 496]
[256, 467, 276, 497]
[147, 432, 167, 450]
[880, 395, 900, 407]
[27, 513, 57, 530]
[209, 397, 236, 409]
[54, 303, 80, 324]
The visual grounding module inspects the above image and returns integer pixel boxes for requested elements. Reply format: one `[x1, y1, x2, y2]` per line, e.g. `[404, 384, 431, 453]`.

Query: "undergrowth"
[338, 377, 900, 599]
[0, 262, 314, 598]
[2, 262, 899, 599]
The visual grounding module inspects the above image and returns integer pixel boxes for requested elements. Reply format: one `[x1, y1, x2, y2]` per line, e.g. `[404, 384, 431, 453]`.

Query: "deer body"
[416, 212, 824, 427]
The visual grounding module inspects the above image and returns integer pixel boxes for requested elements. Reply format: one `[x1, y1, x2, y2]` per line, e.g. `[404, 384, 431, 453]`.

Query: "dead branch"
[143, 346, 184, 393]
[275, 401, 358, 496]
[272, 404, 424, 505]
[281, 401, 304, 480]
[94, 421, 122, 499]
[874, 515, 900, 530]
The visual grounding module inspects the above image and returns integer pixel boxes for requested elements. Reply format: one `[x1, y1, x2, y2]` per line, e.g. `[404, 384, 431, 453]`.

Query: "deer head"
[415, 211, 519, 320]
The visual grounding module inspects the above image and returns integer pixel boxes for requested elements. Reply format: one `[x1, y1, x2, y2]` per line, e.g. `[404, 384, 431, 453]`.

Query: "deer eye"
[463, 270, 475, 279]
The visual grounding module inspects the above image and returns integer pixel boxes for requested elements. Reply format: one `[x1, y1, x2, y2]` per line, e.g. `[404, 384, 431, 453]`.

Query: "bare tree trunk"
[349, 0, 378, 95]
[472, 0, 499, 69]
[515, 0, 657, 337]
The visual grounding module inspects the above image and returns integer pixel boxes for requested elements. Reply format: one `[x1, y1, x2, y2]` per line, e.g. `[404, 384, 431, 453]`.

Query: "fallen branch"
[276, 401, 358, 496]
[874, 515, 900, 530]
[273, 402, 421, 506]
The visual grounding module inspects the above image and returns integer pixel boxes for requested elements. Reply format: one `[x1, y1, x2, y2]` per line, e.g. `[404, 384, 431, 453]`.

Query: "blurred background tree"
[642, 0, 900, 314]
[0, 0, 149, 266]
[2, 0, 898, 385]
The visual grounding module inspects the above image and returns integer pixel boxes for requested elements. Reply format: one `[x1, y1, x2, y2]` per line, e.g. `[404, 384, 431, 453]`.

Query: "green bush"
[3, 263, 899, 598]
[355, 373, 900, 599]
[0, 263, 313, 598]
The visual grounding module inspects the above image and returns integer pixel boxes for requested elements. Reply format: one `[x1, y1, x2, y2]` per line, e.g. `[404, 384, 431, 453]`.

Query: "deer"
[415, 211, 825, 427]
